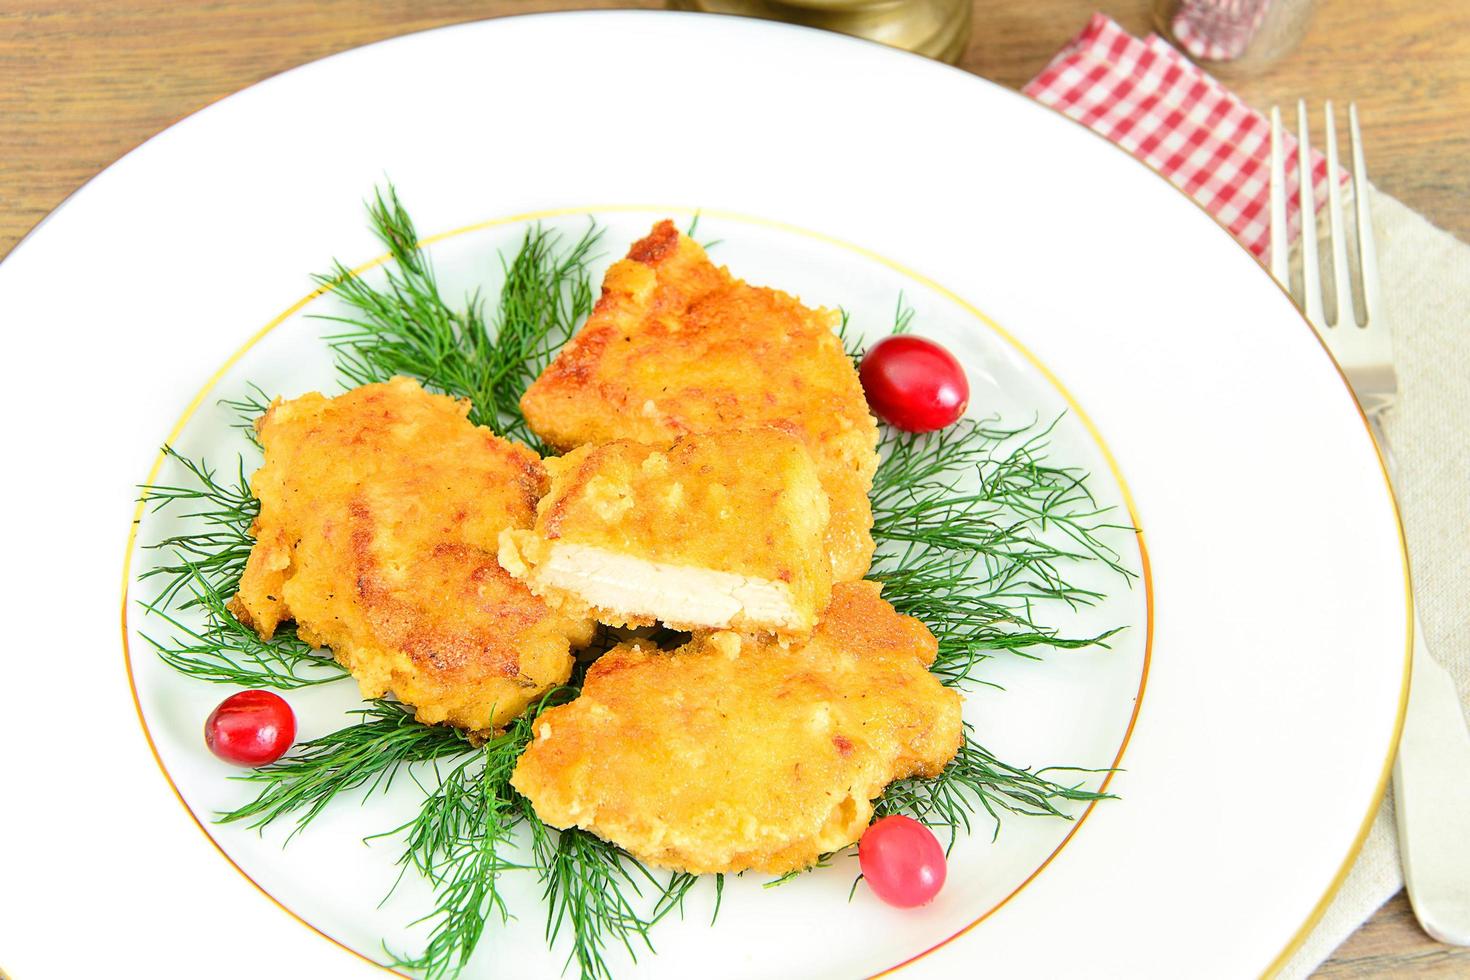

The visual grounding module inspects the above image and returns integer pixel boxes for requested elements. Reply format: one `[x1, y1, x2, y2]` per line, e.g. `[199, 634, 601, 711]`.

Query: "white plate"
[0, 12, 1408, 980]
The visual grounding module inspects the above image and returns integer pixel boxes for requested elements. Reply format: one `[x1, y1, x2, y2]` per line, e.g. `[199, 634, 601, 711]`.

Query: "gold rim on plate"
[120, 204, 1154, 977]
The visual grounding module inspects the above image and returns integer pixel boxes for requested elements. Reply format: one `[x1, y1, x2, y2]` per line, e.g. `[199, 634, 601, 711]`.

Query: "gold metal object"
[668, 0, 972, 64]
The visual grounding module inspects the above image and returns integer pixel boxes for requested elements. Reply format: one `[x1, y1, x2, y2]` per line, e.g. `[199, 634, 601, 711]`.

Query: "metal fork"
[1270, 102, 1470, 947]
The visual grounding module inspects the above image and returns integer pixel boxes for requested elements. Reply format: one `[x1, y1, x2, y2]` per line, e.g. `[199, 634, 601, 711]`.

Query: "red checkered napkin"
[1023, 13, 1335, 261]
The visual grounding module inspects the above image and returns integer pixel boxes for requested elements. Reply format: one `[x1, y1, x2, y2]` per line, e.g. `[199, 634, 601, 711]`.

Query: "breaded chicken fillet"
[229, 377, 594, 731]
[499, 428, 832, 634]
[519, 221, 880, 582]
[511, 582, 962, 874]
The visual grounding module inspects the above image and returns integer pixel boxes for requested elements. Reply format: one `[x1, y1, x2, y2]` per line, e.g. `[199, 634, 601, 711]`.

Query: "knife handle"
[1392, 610, 1470, 946]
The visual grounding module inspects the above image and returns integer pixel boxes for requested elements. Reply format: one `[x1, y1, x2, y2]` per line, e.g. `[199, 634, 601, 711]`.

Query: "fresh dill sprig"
[851, 293, 1132, 679]
[140, 565, 345, 690]
[524, 815, 664, 980]
[837, 294, 911, 363]
[218, 701, 473, 837]
[138, 446, 259, 610]
[218, 383, 274, 448]
[847, 308, 1131, 848]
[764, 852, 839, 889]
[487, 217, 601, 446]
[868, 415, 1134, 684]
[319, 186, 494, 424]
[836, 309, 862, 369]
[651, 871, 704, 925]
[136, 440, 340, 690]
[684, 213, 722, 251]
[876, 728, 1112, 850]
[892, 292, 914, 334]
[317, 185, 600, 449]
[383, 708, 542, 980]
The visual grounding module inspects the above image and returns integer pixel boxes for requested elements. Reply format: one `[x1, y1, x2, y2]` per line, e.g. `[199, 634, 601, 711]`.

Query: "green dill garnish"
[382, 707, 543, 980]
[519, 812, 705, 980]
[140, 566, 345, 690]
[868, 415, 1134, 685]
[138, 446, 258, 609]
[891, 292, 915, 334]
[318, 185, 600, 449]
[764, 852, 837, 889]
[219, 382, 273, 448]
[685, 214, 722, 251]
[877, 728, 1111, 850]
[218, 701, 472, 837]
[524, 819, 662, 980]
[651, 870, 705, 924]
[132, 187, 1138, 980]
[137, 444, 344, 690]
[836, 309, 861, 370]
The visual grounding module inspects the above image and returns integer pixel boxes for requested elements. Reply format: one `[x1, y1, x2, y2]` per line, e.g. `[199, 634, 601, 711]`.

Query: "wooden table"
[2, 1, 1466, 974]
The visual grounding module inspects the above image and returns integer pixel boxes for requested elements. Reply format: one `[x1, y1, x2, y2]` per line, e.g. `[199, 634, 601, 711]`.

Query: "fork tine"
[1349, 104, 1381, 326]
[1296, 100, 1324, 324]
[1322, 102, 1355, 327]
[1269, 107, 1290, 287]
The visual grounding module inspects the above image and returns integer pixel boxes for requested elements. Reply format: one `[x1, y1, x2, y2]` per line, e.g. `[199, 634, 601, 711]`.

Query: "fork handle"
[1371, 415, 1470, 945]
[1392, 611, 1470, 946]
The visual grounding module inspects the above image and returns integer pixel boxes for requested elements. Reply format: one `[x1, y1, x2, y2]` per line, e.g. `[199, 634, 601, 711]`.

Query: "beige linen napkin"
[1284, 189, 1470, 977]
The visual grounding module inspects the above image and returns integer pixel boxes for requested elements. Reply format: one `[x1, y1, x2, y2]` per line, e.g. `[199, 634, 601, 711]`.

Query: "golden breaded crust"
[229, 377, 594, 731]
[511, 582, 962, 874]
[519, 221, 880, 581]
[499, 428, 832, 633]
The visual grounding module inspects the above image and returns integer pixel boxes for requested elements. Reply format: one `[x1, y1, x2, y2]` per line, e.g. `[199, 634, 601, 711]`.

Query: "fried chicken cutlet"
[229, 377, 594, 731]
[519, 221, 880, 583]
[511, 582, 962, 874]
[499, 429, 832, 635]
